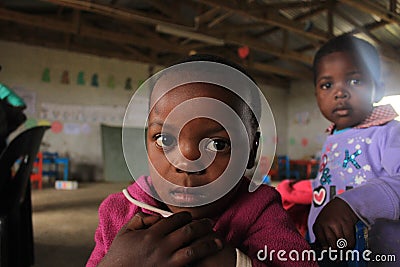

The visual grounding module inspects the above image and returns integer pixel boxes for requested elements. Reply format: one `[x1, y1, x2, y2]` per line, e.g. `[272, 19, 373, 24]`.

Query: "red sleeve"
[86, 193, 137, 267]
[242, 189, 317, 267]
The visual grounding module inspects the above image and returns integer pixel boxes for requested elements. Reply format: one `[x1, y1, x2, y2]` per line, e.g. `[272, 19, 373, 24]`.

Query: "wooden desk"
[290, 159, 319, 179]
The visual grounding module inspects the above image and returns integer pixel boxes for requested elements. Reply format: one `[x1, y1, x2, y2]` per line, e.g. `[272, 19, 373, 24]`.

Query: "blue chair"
[310, 216, 399, 266]
[277, 155, 300, 180]
[42, 152, 69, 181]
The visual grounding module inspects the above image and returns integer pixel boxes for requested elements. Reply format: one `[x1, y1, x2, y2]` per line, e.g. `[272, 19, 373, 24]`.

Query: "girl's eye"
[349, 79, 362, 86]
[155, 134, 176, 148]
[205, 139, 231, 152]
[320, 82, 332, 90]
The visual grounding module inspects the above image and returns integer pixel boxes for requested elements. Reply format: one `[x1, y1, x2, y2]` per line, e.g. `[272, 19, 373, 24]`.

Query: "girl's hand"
[313, 198, 358, 249]
[99, 212, 223, 267]
[193, 244, 236, 267]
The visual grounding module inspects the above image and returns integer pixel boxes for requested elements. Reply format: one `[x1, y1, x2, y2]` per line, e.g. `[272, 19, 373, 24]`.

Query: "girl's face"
[315, 51, 378, 130]
[147, 82, 255, 219]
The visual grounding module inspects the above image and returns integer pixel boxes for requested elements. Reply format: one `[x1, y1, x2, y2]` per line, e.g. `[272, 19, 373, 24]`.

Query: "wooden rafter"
[198, 0, 330, 42]
[0, 0, 398, 87]
[339, 0, 400, 24]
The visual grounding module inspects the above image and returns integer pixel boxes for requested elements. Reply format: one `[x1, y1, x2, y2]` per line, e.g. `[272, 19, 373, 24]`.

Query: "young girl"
[309, 35, 400, 253]
[87, 55, 315, 266]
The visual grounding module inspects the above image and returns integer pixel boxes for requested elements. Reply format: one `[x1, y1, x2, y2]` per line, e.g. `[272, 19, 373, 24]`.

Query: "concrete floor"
[31, 181, 130, 267]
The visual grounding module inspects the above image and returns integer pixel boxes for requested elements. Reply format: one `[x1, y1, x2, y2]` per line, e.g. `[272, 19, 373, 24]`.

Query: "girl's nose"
[174, 141, 207, 175]
[179, 140, 201, 161]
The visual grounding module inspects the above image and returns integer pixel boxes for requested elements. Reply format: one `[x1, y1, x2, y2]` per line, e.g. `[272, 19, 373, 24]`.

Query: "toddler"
[309, 35, 400, 254]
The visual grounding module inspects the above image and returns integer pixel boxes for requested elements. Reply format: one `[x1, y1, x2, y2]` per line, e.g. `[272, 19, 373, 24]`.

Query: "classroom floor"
[31, 181, 129, 267]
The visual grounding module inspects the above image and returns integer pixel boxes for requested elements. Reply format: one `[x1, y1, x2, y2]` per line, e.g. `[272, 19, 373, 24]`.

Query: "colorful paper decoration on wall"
[125, 78, 133, 90]
[42, 68, 50, 82]
[289, 137, 296, 145]
[51, 120, 63, 133]
[37, 119, 51, 126]
[77, 71, 85, 85]
[238, 46, 249, 59]
[91, 74, 99, 87]
[301, 138, 309, 147]
[295, 111, 310, 125]
[25, 118, 37, 128]
[107, 75, 116, 89]
[40, 69, 147, 91]
[80, 123, 91, 134]
[61, 70, 70, 84]
[64, 123, 82, 135]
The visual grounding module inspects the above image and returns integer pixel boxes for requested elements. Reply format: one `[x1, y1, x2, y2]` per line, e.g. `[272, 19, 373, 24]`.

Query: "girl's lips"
[169, 188, 206, 204]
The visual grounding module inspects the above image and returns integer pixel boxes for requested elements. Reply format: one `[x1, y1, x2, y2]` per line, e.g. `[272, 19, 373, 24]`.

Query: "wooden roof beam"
[0, 8, 194, 55]
[198, 0, 330, 42]
[339, 0, 400, 24]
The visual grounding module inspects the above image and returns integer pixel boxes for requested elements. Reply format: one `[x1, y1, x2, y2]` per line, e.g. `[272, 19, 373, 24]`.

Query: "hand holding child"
[192, 243, 236, 267]
[99, 211, 223, 267]
[313, 198, 358, 249]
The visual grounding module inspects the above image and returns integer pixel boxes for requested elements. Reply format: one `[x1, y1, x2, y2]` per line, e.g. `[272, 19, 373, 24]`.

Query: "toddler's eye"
[320, 82, 332, 90]
[349, 79, 362, 86]
[206, 139, 231, 152]
[155, 134, 176, 148]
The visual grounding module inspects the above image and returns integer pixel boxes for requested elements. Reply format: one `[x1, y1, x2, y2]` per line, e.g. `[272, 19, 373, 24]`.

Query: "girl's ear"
[247, 131, 260, 169]
[373, 82, 385, 103]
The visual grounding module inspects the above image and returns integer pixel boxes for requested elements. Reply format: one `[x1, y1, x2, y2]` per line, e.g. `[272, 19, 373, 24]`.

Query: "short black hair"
[313, 34, 381, 85]
[173, 54, 257, 84]
[155, 54, 261, 133]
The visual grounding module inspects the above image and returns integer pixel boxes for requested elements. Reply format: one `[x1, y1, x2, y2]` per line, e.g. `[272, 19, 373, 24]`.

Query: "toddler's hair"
[312, 35, 381, 86]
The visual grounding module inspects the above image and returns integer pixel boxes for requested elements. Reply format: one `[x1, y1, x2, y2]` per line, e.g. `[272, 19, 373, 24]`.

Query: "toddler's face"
[146, 82, 254, 219]
[315, 51, 376, 130]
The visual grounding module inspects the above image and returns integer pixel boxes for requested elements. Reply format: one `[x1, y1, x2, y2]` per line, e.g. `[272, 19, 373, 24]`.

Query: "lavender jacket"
[308, 119, 400, 242]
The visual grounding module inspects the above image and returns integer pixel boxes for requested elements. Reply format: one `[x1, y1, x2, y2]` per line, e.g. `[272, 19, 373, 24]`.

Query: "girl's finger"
[168, 235, 223, 266]
[126, 212, 162, 230]
[150, 211, 193, 236]
[164, 218, 214, 249]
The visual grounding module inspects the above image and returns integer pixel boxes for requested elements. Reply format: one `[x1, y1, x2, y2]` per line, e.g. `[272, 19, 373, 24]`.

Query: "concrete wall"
[0, 40, 290, 180]
[0, 40, 151, 181]
[4, 40, 398, 177]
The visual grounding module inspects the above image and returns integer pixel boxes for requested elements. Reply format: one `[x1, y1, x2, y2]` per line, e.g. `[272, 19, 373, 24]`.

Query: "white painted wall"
[0, 40, 290, 180]
[0, 41, 151, 181]
[260, 85, 289, 156]
[6, 40, 397, 178]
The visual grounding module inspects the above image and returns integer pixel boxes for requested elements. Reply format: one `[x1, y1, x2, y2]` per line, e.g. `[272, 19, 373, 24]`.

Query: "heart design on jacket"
[313, 186, 326, 207]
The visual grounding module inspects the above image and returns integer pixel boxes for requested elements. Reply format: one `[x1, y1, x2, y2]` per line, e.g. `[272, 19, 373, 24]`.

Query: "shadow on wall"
[72, 163, 102, 182]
